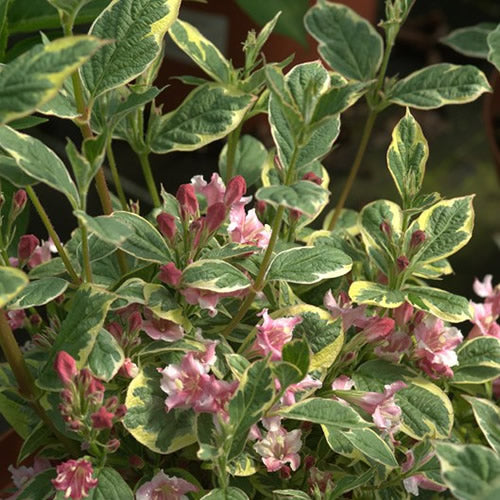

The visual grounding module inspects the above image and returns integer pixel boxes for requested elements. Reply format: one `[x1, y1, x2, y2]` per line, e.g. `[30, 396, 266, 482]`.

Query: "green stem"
[106, 138, 128, 210]
[26, 187, 80, 285]
[0, 311, 79, 455]
[79, 223, 93, 282]
[138, 152, 161, 208]
[225, 122, 243, 183]
[327, 33, 397, 231]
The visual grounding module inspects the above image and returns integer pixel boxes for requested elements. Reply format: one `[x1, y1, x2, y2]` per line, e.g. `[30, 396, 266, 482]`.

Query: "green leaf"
[0, 388, 38, 438]
[256, 181, 329, 218]
[349, 281, 405, 308]
[0, 266, 28, 308]
[406, 195, 474, 264]
[16, 469, 57, 500]
[0, 35, 104, 124]
[149, 83, 253, 153]
[227, 359, 274, 460]
[273, 490, 311, 500]
[235, 0, 309, 46]
[389, 63, 491, 109]
[47, 0, 92, 17]
[487, 24, 500, 72]
[337, 428, 398, 467]
[404, 285, 472, 322]
[124, 365, 195, 453]
[82, 0, 181, 99]
[282, 339, 310, 379]
[66, 139, 100, 198]
[387, 109, 428, 204]
[87, 328, 124, 382]
[169, 19, 231, 83]
[279, 397, 369, 428]
[219, 135, 267, 187]
[7, 277, 68, 309]
[441, 23, 496, 58]
[201, 488, 249, 500]
[304, 0, 383, 81]
[143, 283, 184, 325]
[181, 259, 251, 293]
[87, 467, 134, 500]
[330, 470, 375, 499]
[464, 396, 500, 454]
[453, 336, 500, 384]
[267, 246, 352, 284]
[0, 125, 79, 207]
[0, 0, 9, 61]
[17, 422, 53, 463]
[38, 284, 115, 390]
[0, 155, 38, 187]
[75, 210, 171, 263]
[435, 442, 500, 500]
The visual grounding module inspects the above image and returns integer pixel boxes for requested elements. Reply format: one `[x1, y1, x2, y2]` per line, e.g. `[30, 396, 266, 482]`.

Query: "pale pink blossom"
[142, 309, 184, 342]
[228, 203, 271, 248]
[374, 329, 412, 362]
[52, 458, 98, 500]
[394, 302, 414, 327]
[323, 290, 367, 330]
[135, 470, 198, 500]
[119, 358, 139, 378]
[254, 418, 302, 472]
[308, 467, 335, 496]
[331, 375, 355, 391]
[6, 309, 26, 330]
[181, 287, 247, 317]
[402, 449, 446, 496]
[413, 317, 463, 378]
[469, 302, 500, 339]
[28, 239, 56, 268]
[7, 457, 50, 499]
[191, 172, 226, 207]
[278, 375, 322, 406]
[359, 317, 395, 342]
[473, 275, 495, 299]
[250, 309, 302, 361]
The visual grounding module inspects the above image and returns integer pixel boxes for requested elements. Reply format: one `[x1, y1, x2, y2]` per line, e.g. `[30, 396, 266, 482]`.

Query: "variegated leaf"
[0, 267, 28, 308]
[453, 337, 500, 384]
[349, 281, 405, 309]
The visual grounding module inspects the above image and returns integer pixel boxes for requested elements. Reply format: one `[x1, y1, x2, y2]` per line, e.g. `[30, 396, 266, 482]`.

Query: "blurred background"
[4, 0, 500, 296]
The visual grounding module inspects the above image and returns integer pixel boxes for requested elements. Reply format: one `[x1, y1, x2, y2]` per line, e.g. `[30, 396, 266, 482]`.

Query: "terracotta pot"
[0, 429, 23, 492]
[157, 0, 379, 108]
[484, 70, 500, 182]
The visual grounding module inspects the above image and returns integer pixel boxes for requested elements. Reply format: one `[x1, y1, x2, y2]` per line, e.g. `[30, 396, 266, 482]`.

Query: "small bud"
[255, 200, 266, 217]
[105, 396, 119, 411]
[190, 218, 205, 249]
[12, 189, 27, 215]
[300, 421, 313, 432]
[69, 420, 82, 431]
[114, 404, 127, 419]
[224, 176, 246, 205]
[280, 465, 292, 479]
[410, 230, 426, 248]
[29, 314, 42, 327]
[290, 209, 302, 221]
[86, 374, 105, 396]
[206, 202, 227, 232]
[396, 255, 409, 271]
[302, 172, 322, 185]
[107, 321, 123, 340]
[106, 438, 121, 453]
[129, 455, 145, 469]
[128, 311, 142, 333]
[176, 184, 198, 217]
[54, 351, 77, 385]
[91, 406, 115, 429]
[61, 389, 73, 404]
[119, 358, 139, 378]
[157, 212, 177, 241]
[158, 262, 182, 287]
[18, 234, 39, 261]
[129, 200, 140, 214]
[304, 455, 316, 470]
[379, 221, 392, 237]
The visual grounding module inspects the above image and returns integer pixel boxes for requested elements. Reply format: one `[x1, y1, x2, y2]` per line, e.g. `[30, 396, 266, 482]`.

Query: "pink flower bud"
[302, 172, 322, 185]
[255, 201, 266, 217]
[176, 184, 198, 217]
[304, 455, 316, 469]
[206, 202, 227, 232]
[106, 439, 121, 453]
[280, 465, 292, 479]
[69, 420, 82, 431]
[91, 406, 115, 429]
[61, 389, 73, 403]
[157, 212, 177, 241]
[54, 351, 77, 385]
[18, 234, 39, 261]
[13, 189, 27, 213]
[119, 358, 139, 378]
[129, 455, 144, 469]
[224, 176, 246, 205]
[128, 312, 142, 333]
[29, 314, 42, 327]
[410, 230, 426, 248]
[86, 374, 105, 396]
[158, 262, 182, 287]
[379, 221, 392, 237]
[107, 321, 123, 340]
[190, 218, 205, 249]
[290, 209, 302, 221]
[396, 255, 410, 271]
[114, 404, 127, 419]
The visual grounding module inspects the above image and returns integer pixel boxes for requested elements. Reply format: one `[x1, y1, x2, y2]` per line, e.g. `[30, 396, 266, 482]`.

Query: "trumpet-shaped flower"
[136, 470, 198, 500]
[52, 459, 98, 500]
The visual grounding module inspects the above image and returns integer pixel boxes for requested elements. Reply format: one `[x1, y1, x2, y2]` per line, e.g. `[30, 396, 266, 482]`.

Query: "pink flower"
[402, 450, 446, 496]
[6, 309, 26, 330]
[308, 467, 334, 496]
[54, 351, 78, 385]
[176, 184, 198, 218]
[118, 358, 139, 378]
[191, 172, 225, 207]
[279, 375, 322, 406]
[158, 262, 182, 287]
[250, 309, 302, 361]
[331, 375, 355, 390]
[136, 470, 198, 500]
[323, 290, 367, 330]
[28, 239, 56, 268]
[205, 201, 227, 232]
[52, 459, 98, 500]
[90, 406, 115, 429]
[17, 234, 39, 261]
[360, 317, 395, 342]
[394, 302, 414, 327]
[413, 316, 463, 378]
[473, 275, 495, 299]
[142, 310, 184, 342]
[469, 302, 500, 339]
[12, 189, 27, 213]
[157, 212, 177, 242]
[181, 287, 246, 317]
[374, 329, 412, 362]
[228, 203, 271, 248]
[254, 418, 302, 472]
[8, 458, 50, 497]
[224, 176, 247, 206]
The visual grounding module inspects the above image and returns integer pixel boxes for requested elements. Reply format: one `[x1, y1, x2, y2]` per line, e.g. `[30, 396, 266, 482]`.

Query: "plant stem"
[225, 122, 243, 183]
[138, 152, 161, 208]
[106, 138, 128, 210]
[0, 311, 79, 455]
[79, 223, 93, 282]
[327, 32, 397, 231]
[26, 187, 80, 285]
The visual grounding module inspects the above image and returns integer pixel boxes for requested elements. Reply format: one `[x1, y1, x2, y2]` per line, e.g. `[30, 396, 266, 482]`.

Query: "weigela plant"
[0, 0, 499, 499]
